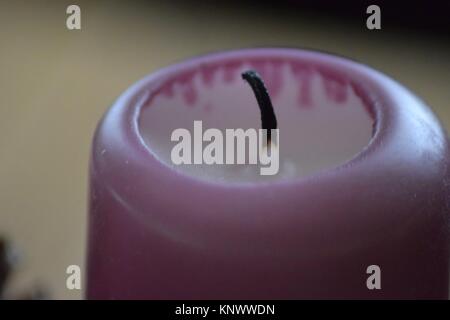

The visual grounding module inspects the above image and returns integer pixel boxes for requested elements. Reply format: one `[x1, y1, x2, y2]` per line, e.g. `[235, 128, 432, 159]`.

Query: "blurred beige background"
[0, 1, 448, 299]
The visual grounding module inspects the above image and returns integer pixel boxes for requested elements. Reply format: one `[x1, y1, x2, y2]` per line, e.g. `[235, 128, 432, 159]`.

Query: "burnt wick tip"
[241, 70, 277, 144]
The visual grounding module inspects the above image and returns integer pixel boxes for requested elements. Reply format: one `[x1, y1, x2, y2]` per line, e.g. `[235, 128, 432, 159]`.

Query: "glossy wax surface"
[87, 48, 450, 299]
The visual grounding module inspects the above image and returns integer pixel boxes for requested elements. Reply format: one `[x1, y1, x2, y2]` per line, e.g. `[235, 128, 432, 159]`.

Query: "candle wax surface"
[87, 49, 450, 299]
[139, 59, 373, 182]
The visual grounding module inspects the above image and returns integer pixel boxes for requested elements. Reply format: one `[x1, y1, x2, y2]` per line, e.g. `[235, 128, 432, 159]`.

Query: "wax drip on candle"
[241, 70, 278, 145]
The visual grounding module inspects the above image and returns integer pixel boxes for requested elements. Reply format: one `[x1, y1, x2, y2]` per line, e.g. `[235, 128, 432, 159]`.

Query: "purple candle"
[87, 48, 449, 299]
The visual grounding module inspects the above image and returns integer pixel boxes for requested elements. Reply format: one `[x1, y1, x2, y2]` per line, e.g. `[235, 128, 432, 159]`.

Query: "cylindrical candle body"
[87, 49, 450, 299]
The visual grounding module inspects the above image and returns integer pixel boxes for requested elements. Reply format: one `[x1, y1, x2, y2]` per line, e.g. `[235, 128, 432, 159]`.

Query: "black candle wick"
[241, 70, 277, 145]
